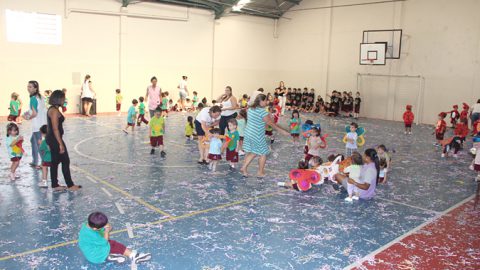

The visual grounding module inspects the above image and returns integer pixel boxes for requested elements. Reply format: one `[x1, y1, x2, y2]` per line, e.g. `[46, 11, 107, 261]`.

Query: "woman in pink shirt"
[144, 76, 162, 118]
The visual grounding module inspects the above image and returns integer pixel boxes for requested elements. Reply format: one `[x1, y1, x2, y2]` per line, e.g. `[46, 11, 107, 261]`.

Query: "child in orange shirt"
[435, 112, 447, 146]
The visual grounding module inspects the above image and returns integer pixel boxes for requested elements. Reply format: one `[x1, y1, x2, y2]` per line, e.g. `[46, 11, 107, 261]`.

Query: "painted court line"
[85, 175, 98, 183]
[376, 197, 440, 214]
[126, 223, 134, 238]
[115, 202, 125, 214]
[342, 194, 476, 270]
[72, 165, 173, 218]
[0, 189, 288, 262]
[101, 187, 113, 197]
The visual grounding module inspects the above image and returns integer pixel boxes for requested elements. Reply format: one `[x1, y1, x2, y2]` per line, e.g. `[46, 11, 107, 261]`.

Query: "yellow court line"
[0, 189, 289, 262]
[71, 165, 173, 218]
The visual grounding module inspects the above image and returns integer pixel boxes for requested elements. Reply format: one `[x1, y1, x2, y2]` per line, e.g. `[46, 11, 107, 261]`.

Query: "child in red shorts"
[225, 119, 240, 169]
[149, 107, 166, 157]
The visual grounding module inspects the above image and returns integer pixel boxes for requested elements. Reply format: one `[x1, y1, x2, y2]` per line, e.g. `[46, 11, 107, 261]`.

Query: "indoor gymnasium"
[0, 0, 479, 269]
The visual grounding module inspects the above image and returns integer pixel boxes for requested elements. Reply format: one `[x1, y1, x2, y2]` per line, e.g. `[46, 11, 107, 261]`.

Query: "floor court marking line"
[85, 175, 98, 183]
[126, 223, 134, 238]
[0, 189, 288, 262]
[376, 197, 441, 214]
[71, 165, 173, 218]
[342, 194, 476, 270]
[101, 187, 113, 197]
[115, 202, 125, 214]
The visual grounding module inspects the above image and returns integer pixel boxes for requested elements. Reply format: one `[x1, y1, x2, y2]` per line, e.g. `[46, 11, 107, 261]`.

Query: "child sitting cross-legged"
[344, 151, 364, 202]
[78, 212, 151, 265]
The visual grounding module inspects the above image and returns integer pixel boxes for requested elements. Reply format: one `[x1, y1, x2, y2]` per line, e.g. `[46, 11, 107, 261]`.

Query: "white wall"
[0, 0, 276, 115]
[277, 0, 480, 124]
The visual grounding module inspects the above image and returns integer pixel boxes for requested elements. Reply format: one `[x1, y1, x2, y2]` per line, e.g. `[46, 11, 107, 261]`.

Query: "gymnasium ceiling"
[124, 0, 302, 19]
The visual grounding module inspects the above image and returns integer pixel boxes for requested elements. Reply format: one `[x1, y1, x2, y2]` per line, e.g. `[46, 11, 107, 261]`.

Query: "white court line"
[85, 176, 98, 184]
[126, 222, 134, 238]
[342, 194, 476, 270]
[101, 187, 113, 197]
[115, 202, 125, 214]
[376, 197, 440, 214]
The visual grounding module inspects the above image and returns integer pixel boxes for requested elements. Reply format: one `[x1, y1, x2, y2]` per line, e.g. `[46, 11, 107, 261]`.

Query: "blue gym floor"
[0, 112, 477, 269]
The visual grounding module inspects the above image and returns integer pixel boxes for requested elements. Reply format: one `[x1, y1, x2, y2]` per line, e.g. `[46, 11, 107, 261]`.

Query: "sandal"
[67, 185, 82, 191]
[53, 186, 67, 192]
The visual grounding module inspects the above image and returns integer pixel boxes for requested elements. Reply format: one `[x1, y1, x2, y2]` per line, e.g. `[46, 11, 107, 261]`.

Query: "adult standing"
[240, 94, 289, 177]
[25, 80, 47, 169]
[333, 149, 379, 200]
[248, 88, 264, 106]
[470, 99, 480, 127]
[145, 76, 162, 118]
[195, 106, 222, 164]
[216, 86, 239, 135]
[278, 81, 287, 115]
[47, 90, 82, 191]
[177, 76, 189, 112]
[81, 75, 96, 117]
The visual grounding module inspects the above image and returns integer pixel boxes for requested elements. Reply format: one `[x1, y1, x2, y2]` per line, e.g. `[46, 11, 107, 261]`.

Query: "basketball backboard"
[360, 43, 386, 65]
[363, 29, 402, 59]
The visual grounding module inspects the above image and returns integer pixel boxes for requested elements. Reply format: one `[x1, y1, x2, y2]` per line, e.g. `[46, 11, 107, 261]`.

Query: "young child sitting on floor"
[344, 152, 364, 202]
[277, 160, 309, 191]
[78, 212, 151, 265]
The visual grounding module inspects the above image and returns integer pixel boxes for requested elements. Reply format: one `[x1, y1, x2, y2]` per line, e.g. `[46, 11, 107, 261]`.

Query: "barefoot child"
[344, 152, 363, 202]
[123, 99, 138, 134]
[6, 123, 24, 181]
[38, 125, 50, 188]
[149, 107, 166, 157]
[226, 119, 240, 169]
[115, 89, 123, 116]
[79, 212, 151, 265]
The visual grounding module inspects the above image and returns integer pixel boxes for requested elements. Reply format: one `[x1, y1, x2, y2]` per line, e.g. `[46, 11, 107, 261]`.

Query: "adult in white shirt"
[194, 106, 222, 164]
[248, 88, 264, 106]
[470, 99, 480, 128]
[178, 76, 189, 112]
[80, 75, 96, 117]
[145, 76, 162, 118]
[216, 86, 239, 135]
[24, 80, 47, 168]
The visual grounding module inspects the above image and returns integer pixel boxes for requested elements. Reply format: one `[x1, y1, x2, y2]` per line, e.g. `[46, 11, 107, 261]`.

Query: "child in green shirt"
[149, 106, 166, 157]
[78, 212, 151, 265]
[161, 92, 169, 117]
[115, 89, 123, 116]
[136, 96, 149, 126]
[38, 125, 51, 188]
[8, 92, 20, 122]
[123, 99, 138, 134]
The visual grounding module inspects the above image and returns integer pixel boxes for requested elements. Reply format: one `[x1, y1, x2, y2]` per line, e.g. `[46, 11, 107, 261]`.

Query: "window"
[6, 9, 62, 45]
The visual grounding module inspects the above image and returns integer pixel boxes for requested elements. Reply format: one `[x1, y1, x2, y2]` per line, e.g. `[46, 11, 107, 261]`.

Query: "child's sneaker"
[352, 195, 359, 200]
[14, 173, 20, 179]
[404, 131, 407, 135]
[130, 251, 151, 264]
[107, 254, 127, 263]
[160, 151, 166, 158]
[239, 150, 245, 156]
[38, 180, 48, 188]
[344, 197, 353, 202]
[150, 149, 155, 155]
[470, 164, 475, 171]
[408, 132, 412, 135]
[441, 153, 446, 158]
[270, 139, 275, 144]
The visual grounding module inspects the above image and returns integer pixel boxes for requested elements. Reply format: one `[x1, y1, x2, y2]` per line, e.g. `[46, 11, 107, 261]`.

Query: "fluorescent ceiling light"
[232, 0, 251, 11]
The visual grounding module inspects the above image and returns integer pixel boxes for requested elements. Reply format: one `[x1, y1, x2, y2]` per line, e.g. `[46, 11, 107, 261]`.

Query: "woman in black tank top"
[47, 90, 82, 191]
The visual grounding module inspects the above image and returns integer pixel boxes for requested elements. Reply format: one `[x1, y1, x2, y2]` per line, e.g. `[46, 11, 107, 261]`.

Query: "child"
[240, 94, 248, 108]
[455, 118, 469, 147]
[185, 116, 194, 141]
[6, 123, 23, 181]
[225, 119, 240, 169]
[265, 106, 275, 145]
[277, 160, 309, 190]
[344, 152, 364, 202]
[115, 89, 123, 116]
[123, 99, 138, 134]
[237, 109, 247, 155]
[149, 106, 166, 157]
[441, 136, 462, 158]
[435, 112, 447, 145]
[353, 92, 361, 119]
[450, 105, 459, 128]
[8, 92, 20, 122]
[345, 122, 358, 157]
[305, 128, 326, 162]
[136, 96, 149, 126]
[378, 159, 387, 184]
[167, 99, 174, 113]
[161, 92, 169, 117]
[376, 145, 391, 183]
[471, 138, 480, 182]
[62, 88, 68, 113]
[44, 90, 52, 106]
[403, 105, 414, 135]
[78, 212, 151, 265]
[185, 98, 193, 112]
[289, 110, 301, 145]
[16, 95, 23, 124]
[38, 125, 50, 188]
[207, 128, 222, 172]
[192, 91, 199, 108]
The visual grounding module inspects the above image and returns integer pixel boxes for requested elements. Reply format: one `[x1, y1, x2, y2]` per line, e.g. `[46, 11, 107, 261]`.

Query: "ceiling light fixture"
[232, 0, 251, 11]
